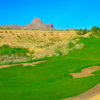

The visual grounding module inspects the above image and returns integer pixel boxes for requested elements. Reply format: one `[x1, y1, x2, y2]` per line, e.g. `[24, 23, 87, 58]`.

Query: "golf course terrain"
[0, 37, 100, 100]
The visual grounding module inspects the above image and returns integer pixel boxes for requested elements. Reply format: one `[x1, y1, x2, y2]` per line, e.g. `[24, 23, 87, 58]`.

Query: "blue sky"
[0, 0, 100, 30]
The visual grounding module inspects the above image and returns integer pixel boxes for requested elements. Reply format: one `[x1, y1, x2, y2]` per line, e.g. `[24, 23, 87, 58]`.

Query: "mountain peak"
[31, 18, 43, 24]
[0, 18, 55, 30]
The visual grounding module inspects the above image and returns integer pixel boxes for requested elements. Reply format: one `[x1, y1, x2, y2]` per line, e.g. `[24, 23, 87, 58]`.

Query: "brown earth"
[63, 84, 100, 100]
[69, 66, 100, 78]
[0, 60, 46, 69]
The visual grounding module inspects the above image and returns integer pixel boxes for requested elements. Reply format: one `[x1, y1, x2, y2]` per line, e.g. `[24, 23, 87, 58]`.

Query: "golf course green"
[0, 38, 100, 100]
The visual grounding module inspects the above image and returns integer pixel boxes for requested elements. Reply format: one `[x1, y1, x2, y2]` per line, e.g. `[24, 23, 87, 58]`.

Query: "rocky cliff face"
[0, 18, 55, 30]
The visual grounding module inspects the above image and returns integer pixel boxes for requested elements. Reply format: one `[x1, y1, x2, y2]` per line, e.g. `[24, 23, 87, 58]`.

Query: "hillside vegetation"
[0, 30, 89, 64]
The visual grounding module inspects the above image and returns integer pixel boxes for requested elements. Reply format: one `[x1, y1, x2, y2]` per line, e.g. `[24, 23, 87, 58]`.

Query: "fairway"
[0, 38, 100, 100]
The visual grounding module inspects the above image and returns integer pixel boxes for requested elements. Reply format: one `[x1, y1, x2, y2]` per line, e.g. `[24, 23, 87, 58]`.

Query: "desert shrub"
[0, 36, 3, 39]
[37, 43, 54, 48]
[12, 33, 15, 35]
[54, 48, 64, 56]
[89, 33, 93, 37]
[52, 53, 59, 56]
[66, 29, 69, 31]
[73, 43, 84, 50]
[44, 34, 46, 36]
[51, 34, 53, 36]
[5, 31, 7, 33]
[29, 50, 35, 54]
[7, 28, 9, 30]
[59, 30, 63, 31]
[68, 42, 74, 48]
[74, 29, 77, 31]
[17, 35, 22, 39]
[73, 36, 81, 39]
[73, 40, 80, 44]
[2, 44, 9, 48]
[76, 28, 88, 35]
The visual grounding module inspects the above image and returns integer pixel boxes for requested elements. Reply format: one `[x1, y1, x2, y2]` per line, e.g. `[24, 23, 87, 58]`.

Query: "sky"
[0, 0, 100, 30]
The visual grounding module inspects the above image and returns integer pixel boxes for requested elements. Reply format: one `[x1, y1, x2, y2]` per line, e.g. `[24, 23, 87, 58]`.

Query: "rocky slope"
[0, 18, 55, 30]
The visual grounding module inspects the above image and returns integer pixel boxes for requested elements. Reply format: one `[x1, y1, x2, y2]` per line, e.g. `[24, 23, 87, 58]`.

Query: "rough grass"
[0, 38, 100, 100]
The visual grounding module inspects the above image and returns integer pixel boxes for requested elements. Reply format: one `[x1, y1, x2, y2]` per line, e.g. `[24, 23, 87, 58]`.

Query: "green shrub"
[44, 34, 46, 36]
[66, 29, 69, 31]
[52, 53, 59, 56]
[0, 36, 3, 39]
[5, 31, 7, 33]
[54, 48, 64, 56]
[29, 50, 35, 54]
[73, 43, 84, 50]
[2, 44, 9, 48]
[68, 42, 74, 48]
[76, 28, 88, 35]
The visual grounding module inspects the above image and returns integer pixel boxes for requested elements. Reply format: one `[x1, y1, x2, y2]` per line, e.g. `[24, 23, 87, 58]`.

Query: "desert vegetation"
[0, 29, 88, 64]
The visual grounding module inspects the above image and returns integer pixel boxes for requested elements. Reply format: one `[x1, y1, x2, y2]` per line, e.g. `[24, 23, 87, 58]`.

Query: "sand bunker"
[63, 84, 100, 100]
[0, 60, 46, 69]
[69, 66, 100, 78]
[22, 60, 46, 66]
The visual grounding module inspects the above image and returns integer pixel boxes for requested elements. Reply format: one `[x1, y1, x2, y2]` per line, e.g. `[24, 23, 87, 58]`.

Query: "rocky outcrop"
[0, 18, 55, 30]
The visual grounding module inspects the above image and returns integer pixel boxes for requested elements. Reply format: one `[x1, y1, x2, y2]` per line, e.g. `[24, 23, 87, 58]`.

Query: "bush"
[73, 43, 84, 50]
[2, 44, 9, 48]
[66, 29, 69, 31]
[68, 42, 74, 48]
[29, 50, 35, 54]
[52, 53, 59, 56]
[76, 28, 88, 35]
[54, 48, 64, 56]
[5, 31, 7, 33]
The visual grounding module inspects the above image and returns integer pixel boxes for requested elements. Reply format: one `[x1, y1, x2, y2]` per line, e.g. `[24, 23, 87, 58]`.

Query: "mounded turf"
[0, 38, 100, 100]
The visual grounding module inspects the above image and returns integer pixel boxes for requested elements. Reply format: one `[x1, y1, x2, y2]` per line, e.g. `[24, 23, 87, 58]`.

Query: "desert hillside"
[0, 30, 87, 51]
[0, 29, 89, 62]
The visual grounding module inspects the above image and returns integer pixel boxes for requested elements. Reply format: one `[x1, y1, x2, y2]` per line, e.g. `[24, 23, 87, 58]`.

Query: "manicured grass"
[0, 38, 100, 100]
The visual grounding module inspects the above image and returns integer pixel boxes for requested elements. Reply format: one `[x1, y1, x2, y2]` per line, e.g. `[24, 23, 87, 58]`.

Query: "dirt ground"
[69, 66, 100, 78]
[63, 84, 100, 100]
[0, 60, 46, 69]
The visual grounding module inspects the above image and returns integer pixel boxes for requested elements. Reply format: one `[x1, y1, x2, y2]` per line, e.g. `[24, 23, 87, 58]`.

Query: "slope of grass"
[0, 38, 100, 100]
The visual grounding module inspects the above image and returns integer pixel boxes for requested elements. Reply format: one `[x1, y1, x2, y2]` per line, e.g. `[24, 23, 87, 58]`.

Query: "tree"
[83, 28, 87, 34]
[91, 26, 99, 32]
[91, 26, 100, 36]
